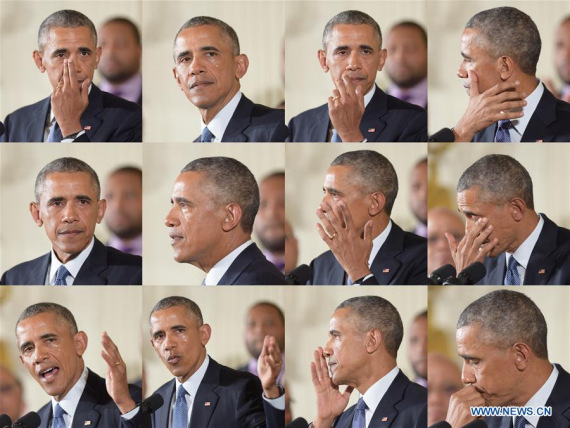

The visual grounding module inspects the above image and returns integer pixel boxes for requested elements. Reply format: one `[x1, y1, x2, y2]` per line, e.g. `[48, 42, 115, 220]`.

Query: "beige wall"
[427, 1, 570, 134]
[0, 144, 142, 275]
[0, 286, 142, 411]
[287, 143, 427, 269]
[285, 1, 426, 122]
[141, 1, 284, 142]
[143, 143, 285, 285]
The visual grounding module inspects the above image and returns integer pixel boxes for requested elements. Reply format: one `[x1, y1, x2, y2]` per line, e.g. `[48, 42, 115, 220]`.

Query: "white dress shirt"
[359, 366, 400, 427]
[204, 240, 253, 286]
[47, 237, 95, 285]
[504, 214, 544, 284]
[200, 91, 242, 142]
[50, 366, 89, 427]
[505, 81, 543, 142]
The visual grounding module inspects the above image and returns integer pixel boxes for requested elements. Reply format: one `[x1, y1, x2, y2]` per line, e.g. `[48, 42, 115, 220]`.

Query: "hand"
[328, 75, 365, 142]
[453, 70, 527, 142]
[51, 59, 90, 137]
[257, 335, 283, 399]
[101, 331, 136, 414]
[310, 347, 353, 428]
[316, 200, 373, 281]
[445, 385, 486, 428]
[446, 217, 498, 273]
[284, 220, 299, 275]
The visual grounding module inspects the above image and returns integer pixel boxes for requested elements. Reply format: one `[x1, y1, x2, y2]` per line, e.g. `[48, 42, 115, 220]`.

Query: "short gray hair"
[35, 157, 101, 202]
[457, 290, 548, 359]
[181, 157, 259, 234]
[336, 296, 403, 358]
[150, 296, 203, 326]
[322, 10, 382, 50]
[465, 7, 541, 75]
[331, 150, 398, 214]
[175, 16, 240, 57]
[16, 302, 78, 337]
[457, 154, 534, 209]
[38, 10, 97, 51]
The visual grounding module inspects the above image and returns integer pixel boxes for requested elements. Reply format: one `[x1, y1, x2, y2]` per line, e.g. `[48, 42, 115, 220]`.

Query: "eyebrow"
[461, 52, 471, 60]
[19, 333, 57, 352]
[176, 50, 191, 62]
[172, 197, 192, 205]
[200, 46, 220, 53]
[323, 186, 343, 195]
[329, 329, 341, 336]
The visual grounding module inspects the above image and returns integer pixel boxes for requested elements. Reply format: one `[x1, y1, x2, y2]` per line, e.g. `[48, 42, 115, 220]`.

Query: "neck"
[196, 233, 250, 273]
[356, 357, 397, 394]
[507, 211, 539, 253]
[514, 74, 539, 99]
[511, 359, 552, 407]
[199, 85, 240, 124]
[369, 215, 390, 240]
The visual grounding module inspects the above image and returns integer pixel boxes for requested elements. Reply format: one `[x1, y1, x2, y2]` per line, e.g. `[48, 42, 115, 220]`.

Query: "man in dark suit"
[172, 16, 288, 142]
[120, 296, 285, 428]
[0, 10, 141, 143]
[15, 302, 141, 428]
[165, 157, 286, 285]
[288, 10, 427, 142]
[446, 154, 570, 285]
[431, 7, 570, 143]
[0, 157, 142, 285]
[311, 296, 426, 428]
[442, 290, 570, 428]
[309, 150, 427, 285]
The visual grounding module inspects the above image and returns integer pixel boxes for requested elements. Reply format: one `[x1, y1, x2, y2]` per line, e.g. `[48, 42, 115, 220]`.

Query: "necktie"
[200, 126, 215, 143]
[514, 416, 527, 428]
[504, 255, 521, 285]
[52, 404, 66, 428]
[351, 397, 367, 428]
[173, 385, 189, 428]
[48, 120, 63, 142]
[331, 129, 342, 142]
[494, 119, 512, 142]
[54, 265, 70, 286]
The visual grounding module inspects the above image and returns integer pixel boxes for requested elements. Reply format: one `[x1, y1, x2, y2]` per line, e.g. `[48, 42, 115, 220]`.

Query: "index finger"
[341, 74, 357, 98]
[334, 75, 348, 99]
[337, 200, 353, 230]
[62, 59, 70, 88]
[468, 69, 479, 97]
[67, 59, 79, 90]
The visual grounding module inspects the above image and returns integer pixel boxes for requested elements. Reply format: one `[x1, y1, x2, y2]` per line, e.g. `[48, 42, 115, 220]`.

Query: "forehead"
[16, 312, 69, 342]
[100, 21, 136, 39]
[260, 176, 284, 196]
[43, 26, 95, 49]
[107, 171, 141, 188]
[174, 25, 232, 53]
[461, 28, 489, 54]
[40, 172, 97, 197]
[324, 165, 356, 186]
[428, 210, 464, 232]
[150, 306, 197, 329]
[326, 24, 379, 49]
[457, 187, 485, 208]
[173, 171, 207, 194]
[329, 307, 358, 330]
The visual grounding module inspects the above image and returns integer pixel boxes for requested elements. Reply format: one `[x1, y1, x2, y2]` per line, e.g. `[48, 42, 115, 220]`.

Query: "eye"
[153, 332, 164, 341]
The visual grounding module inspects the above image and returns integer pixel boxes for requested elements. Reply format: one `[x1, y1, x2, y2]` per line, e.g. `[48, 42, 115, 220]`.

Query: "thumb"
[81, 78, 91, 103]
[468, 69, 480, 97]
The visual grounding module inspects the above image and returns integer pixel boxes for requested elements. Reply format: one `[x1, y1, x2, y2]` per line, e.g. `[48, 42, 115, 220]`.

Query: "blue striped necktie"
[352, 397, 367, 428]
[494, 120, 512, 142]
[514, 416, 527, 428]
[504, 255, 521, 285]
[54, 265, 70, 286]
[172, 385, 189, 428]
[52, 404, 66, 428]
[200, 126, 215, 142]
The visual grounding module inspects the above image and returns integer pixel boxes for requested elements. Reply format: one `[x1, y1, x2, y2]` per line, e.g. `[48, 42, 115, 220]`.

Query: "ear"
[377, 48, 388, 72]
[96, 199, 107, 224]
[512, 342, 531, 371]
[498, 56, 515, 81]
[368, 192, 386, 216]
[221, 203, 243, 232]
[235, 54, 249, 79]
[200, 323, 212, 346]
[30, 202, 43, 227]
[365, 329, 382, 353]
[94, 46, 102, 68]
[33, 50, 46, 72]
[318, 50, 329, 72]
[74, 331, 88, 357]
[172, 67, 185, 92]
[509, 197, 526, 222]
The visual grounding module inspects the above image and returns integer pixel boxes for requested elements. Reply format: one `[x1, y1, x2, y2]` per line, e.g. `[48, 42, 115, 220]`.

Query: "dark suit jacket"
[1, 237, 142, 285]
[476, 214, 570, 285]
[288, 86, 427, 142]
[485, 364, 570, 428]
[0, 84, 142, 142]
[217, 243, 287, 285]
[37, 369, 141, 428]
[125, 358, 284, 428]
[309, 222, 427, 285]
[193, 95, 288, 142]
[473, 84, 570, 142]
[332, 370, 426, 428]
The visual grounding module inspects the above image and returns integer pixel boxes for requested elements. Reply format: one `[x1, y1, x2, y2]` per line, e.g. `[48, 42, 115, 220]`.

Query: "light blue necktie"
[54, 265, 70, 286]
[48, 120, 63, 143]
[351, 397, 367, 428]
[172, 385, 189, 428]
[504, 255, 521, 285]
[200, 126, 215, 143]
[494, 119, 512, 142]
[331, 129, 342, 143]
[52, 404, 66, 428]
[515, 416, 527, 428]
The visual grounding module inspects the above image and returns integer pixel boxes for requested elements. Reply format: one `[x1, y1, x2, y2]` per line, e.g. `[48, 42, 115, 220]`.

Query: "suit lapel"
[539, 364, 570, 427]
[222, 95, 252, 142]
[79, 85, 104, 139]
[310, 105, 330, 142]
[217, 243, 260, 285]
[328, 256, 347, 285]
[473, 123, 497, 142]
[525, 214, 557, 285]
[360, 87, 388, 141]
[521, 85, 557, 143]
[74, 238, 108, 285]
[368, 371, 408, 427]
[27, 97, 51, 142]
[369, 223, 405, 285]
[190, 360, 221, 428]
[155, 380, 175, 428]
[33, 253, 51, 285]
[37, 402, 52, 428]
[481, 254, 506, 285]
[71, 370, 102, 428]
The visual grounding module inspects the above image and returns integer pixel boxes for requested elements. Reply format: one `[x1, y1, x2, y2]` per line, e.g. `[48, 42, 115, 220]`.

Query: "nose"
[163, 332, 176, 350]
[189, 56, 204, 76]
[461, 361, 476, 385]
[346, 51, 362, 71]
[323, 337, 333, 357]
[62, 203, 78, 223]
[457, 61, 467, 79]
[164, 206, 179, 228]
[32, 345, 48, 365]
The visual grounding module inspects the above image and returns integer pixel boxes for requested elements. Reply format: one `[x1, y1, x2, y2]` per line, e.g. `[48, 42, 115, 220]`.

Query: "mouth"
[169, 233, 183, 245]
[167, 355, 181, 365]
[346, 76, 366, 85]
[59, 230, 84, 237]
[38, 366, 59, 382]
[189, 81, 213, 91]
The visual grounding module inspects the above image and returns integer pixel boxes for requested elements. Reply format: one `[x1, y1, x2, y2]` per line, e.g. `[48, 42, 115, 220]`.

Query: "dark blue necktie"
[54, 265, 70, 286]
[172, 385, 188, 428]
[352, 397, 367, 428]
[331, 129, 342, 142]
[514, 416, 527, 428]
[200, 126, 215, 143]
[495, 119, 512, 142]
[48, 120, 63, 142]
[504, 255, 521, 285]
[52, 404, 66, 428]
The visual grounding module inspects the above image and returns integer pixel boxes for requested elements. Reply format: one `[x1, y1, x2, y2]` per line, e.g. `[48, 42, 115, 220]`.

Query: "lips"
[38, 366, 59, 382]
[59, 229, 84, 237]
[169, 232, 183, 245]
[167, 355, 181, 365]
[189, 81, 213, 90]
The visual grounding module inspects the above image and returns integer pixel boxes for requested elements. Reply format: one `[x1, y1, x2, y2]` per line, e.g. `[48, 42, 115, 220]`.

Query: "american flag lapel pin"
[84, 422, 91, 426]
[382, 268, 390, 273]
[367, 128, 375, 133]
[84, 125, 92, 130]
[205, 401, 211, 406]
[536, 139, 543, 143]
[381, 417, 388, 421]
[538, 269, 546, 274]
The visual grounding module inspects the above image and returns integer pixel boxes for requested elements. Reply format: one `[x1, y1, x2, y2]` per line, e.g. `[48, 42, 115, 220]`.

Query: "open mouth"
[39, 366, 59, 381]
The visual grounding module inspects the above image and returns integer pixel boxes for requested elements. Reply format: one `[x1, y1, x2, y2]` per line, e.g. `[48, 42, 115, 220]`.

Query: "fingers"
[355, 85, 365, 111]
[101, 331, 123, 367]
[68, 59, 79, 90]
[316, 204, 337, 239]
[337, 201, 352, 230]
[342, 385, 355, 398]
[312, 348, 327, 385]
[445, 232, 458, 255]
[62, 59, 70, 89]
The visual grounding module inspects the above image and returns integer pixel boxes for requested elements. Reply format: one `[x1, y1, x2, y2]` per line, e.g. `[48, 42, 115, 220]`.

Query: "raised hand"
[101, 331, 136, 414]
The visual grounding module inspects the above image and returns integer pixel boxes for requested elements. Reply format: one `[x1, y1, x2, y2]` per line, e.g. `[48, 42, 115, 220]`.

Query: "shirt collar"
[363, 85, 375, 108]
[368, 220, 392, 267]
[505, 214, 544, 271]
[561, 84, 570, 100]
[200, 91, 242, 142]
[513, 364, 558, 427]
[360, 366, 400, 421]
[175, 354, 210, 399]
[509, 80, 544, 141]
[99, 73, 142, 104]
[51, 366, 89, 423]
[204, 240, 253, 285]
[107, 234, 143, 256]
[388, 78, 428, 108]
[49, 237, 95, 285]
